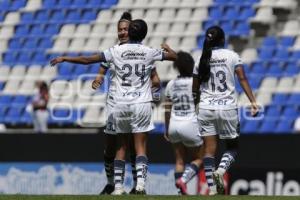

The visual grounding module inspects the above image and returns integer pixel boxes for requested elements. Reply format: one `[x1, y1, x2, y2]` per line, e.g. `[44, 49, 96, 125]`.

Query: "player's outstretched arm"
[161, 43, 177, 61]
[151, 68, 161, 90]
[192, 76, 200, 107]
[164, 98, 172, 142]
[235, 65, 258, 116]
[50, 54, 103, 66]
[92, 66, 107, 90]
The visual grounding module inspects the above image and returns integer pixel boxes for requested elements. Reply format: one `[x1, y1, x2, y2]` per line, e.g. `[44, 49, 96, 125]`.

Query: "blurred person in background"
[193, 26, 258, 195]
[31, 81, 49, 133]
[164, 51, 204, 195]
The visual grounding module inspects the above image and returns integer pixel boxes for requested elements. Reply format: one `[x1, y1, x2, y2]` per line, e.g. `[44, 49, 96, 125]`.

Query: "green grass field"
[0, 196, 300, 200]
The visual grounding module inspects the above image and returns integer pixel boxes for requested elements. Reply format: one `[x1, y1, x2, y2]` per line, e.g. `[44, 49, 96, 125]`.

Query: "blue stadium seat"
[13, 95, 30, 105]
[43, 0, 58, 9]
[233, 21, 250, 36]
[279, 36, 295, 48]
[250, 62, 267, 74]
[58, 63, 74, 78]
[0, 11, 5, 22]
[285, 62, 300, 76]
[3, 52, 19, 64]
[15, 25, 30, 37]
[291, 51, 300, 61]
[65, 9, 82, 23]
[0, 95, 13, 105]
[18, 52, 32, 64]
[72, 0, 87, 8]
[287, 93, 300, 105]
[100, 0, 118, 9]
[81, 9, 97, 23]
[10, 0, 27, 11]
[20, 111, 33, 124]
[57, 0, 73, 8]
[30, 25, 45, 36]
[73, 66, 87, 77]
[242, 120, 260, 133]
[0, 82, 5, 91]
[50, 10, 66, 23]
[32, 51, 48, 64]
[203, 20, 217, 31]
[262, 36, 277, 47]
[258, 48, 274, 61]
[273, 49, 290, 62]
[89, 64, 100, 74]
[35, 10, 51, 23]
[0, 1, 10, 11]
[259, 119, 278, 133]
[267, 63, 283, 77]
[282, 105, 299, 119]
[209, 7, 223, 20]
[9, 38, 23, 50]
[237, 6, 255, 20]
[0, 106, 8, 123]
[4, 106, 25, 124]
[220, 21, 234, 35]
[23, 38, 39, 49]
[275, 119, 294, 133]
[223, 7, 239, 20]
[272, 93, 289, 106]
[44, 24, 61, 36]
[21, 12, 35, 24]
[39, 38, 53, 49]
[265, 105, 282, 119]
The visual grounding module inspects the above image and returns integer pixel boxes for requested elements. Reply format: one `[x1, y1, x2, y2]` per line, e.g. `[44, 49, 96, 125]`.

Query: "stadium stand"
[0, 0, 299, 134]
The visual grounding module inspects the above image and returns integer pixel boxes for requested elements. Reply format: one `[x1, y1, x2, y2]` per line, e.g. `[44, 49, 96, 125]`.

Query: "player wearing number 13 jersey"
[192, 26, 258, 195]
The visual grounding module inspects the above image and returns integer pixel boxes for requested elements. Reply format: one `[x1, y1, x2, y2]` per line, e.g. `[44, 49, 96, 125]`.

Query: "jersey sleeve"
[101, 62, 110, 69]
[102, 48, 113, 63]
[193, 56, 200, 77]
[150, 48, 164, 61]
[232, 52, 243, 69]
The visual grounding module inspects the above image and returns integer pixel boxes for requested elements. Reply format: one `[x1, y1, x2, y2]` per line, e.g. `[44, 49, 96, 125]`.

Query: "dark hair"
[173, 51, 194, 77]
[128, 19, 148, 42]
[40, 81, 48, 91]
[119, 11, 132, 24]
[198, 26, 225, 82]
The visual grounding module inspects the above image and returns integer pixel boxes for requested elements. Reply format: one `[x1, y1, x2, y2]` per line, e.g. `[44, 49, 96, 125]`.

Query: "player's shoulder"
[220, 48, 239, 57]
[166, 79, 175, 87]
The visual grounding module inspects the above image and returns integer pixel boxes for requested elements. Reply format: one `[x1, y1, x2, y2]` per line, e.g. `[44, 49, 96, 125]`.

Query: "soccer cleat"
[175, 178, 188, 195]
[100, 184, 115, 195]
[209, 189, 218, 196]
[129, 187, 137, 194]
[213, 171, 225, 195]
[135, 185, 146, 195]
[112, 187, 127, 195]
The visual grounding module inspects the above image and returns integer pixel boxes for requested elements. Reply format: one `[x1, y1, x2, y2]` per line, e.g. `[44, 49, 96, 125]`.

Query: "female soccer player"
[51, 19, 177, 195]
[192, 26, 258, 195]
[164, 51, 204, 195]
[50, 12, 160, 195]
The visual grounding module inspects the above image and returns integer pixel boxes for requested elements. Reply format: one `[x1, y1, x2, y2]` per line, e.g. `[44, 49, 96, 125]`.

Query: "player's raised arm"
[235, 65, 258, 116]
[92, 64, 108, 90]
[50, 54, 105, 66]
[161, 43, 177, 61]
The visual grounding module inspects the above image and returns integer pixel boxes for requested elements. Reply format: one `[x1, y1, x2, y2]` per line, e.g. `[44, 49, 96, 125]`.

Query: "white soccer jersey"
[193, 48, 242, 110]
[102, 43, 163, 104]
[165, 77, 196, 119]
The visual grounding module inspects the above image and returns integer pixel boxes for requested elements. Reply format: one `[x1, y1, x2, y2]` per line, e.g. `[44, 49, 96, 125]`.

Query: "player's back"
[103, 43, 163, 104]
[197, 48, 242, 110]
[166, 77, 196, 120]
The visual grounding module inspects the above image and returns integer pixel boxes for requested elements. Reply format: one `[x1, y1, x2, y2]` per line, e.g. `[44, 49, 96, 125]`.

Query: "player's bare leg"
[134, 132, 148, 194]
[112, 133, 129, 195]
[176, 144, 204, 195]
[100, 134, 117, 194]
[172, 143, 187, 194]
[202, 135, 218, 195]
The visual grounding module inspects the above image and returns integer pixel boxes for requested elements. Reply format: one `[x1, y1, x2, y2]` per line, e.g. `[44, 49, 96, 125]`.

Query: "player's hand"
[92, 77, 103, 90]
[251, 102, 259, 117]
[161, 43, 170, 51]
[50, 57, 64, 66]
[164, 132, 170, 142]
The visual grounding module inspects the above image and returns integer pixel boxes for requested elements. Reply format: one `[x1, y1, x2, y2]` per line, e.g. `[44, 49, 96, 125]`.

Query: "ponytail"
[198, 26, 225, 83]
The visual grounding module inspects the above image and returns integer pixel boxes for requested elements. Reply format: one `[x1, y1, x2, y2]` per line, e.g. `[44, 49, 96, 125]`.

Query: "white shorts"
[197, 109, 240, 139]
[104, 102, 116, 135]
[114, 102, 154, 133]
[168, 117, 203, 147]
